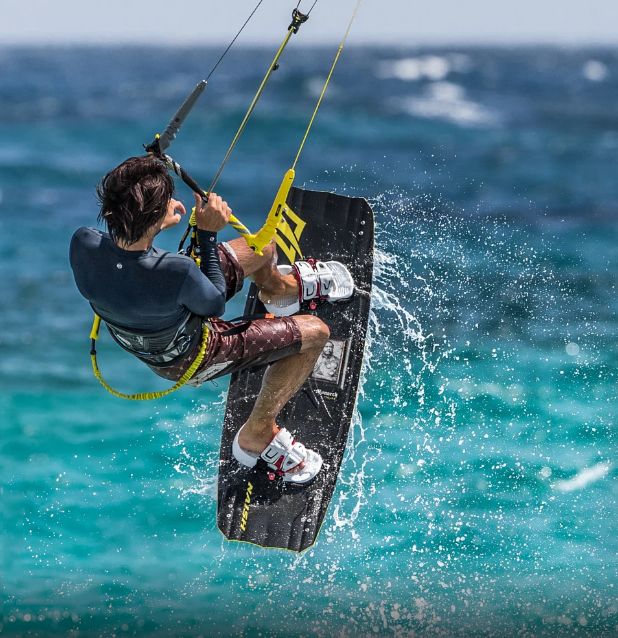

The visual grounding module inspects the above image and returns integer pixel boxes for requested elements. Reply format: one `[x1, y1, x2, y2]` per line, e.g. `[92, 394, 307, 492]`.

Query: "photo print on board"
[311, 339, 349, 386]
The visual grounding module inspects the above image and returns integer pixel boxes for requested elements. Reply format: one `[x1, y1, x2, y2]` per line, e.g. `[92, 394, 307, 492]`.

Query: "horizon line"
[2, 39, 618, 49]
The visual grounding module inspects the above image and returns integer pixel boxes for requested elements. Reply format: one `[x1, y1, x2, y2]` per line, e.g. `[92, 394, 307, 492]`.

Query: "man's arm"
[178, 255, 226, 318]
[177, 192, 233, 318]
[196, 228, 226, 297]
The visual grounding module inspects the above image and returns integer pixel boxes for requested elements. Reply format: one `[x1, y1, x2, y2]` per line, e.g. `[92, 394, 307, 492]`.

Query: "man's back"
[70, 227, 224, 331]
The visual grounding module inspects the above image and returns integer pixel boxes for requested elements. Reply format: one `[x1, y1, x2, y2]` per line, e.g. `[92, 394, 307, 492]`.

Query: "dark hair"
[97, 155, 174, 245]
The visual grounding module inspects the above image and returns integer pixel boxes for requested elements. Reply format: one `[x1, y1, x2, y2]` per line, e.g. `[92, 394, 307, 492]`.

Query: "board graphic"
[217, 187, 374, 552]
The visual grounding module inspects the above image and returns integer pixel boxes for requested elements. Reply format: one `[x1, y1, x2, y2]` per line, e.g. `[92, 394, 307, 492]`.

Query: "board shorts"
[148, 242, 303, 385]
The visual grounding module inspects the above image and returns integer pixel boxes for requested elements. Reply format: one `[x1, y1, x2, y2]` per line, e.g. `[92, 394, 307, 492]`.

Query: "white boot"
[232, 427, 323, 484]
[260, 260, 355, 317]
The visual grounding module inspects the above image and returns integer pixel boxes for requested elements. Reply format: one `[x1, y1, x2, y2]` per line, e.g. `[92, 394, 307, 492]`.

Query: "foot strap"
[232, 427, 323, 484]
[260, 429, 306, 475]
[232, 428, 305, 473]
[262, 260, 355, 316]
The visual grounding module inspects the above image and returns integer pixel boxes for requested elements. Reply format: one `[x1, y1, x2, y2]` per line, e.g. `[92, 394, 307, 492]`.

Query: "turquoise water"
[1, 46, 617, 636]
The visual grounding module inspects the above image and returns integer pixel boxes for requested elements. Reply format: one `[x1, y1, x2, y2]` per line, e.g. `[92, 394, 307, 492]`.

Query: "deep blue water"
[1, 44, 617, 636]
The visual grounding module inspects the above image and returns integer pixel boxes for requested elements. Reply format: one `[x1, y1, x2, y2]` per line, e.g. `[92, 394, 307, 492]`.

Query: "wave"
[551, 462, 611, 492]
[378, 54, 471, 82]
[582, 59, 609, 82]
[396, 81, 498, 127]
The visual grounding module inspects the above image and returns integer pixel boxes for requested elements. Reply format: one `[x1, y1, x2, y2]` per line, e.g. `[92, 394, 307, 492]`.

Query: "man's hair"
[97, 155, 174, 245]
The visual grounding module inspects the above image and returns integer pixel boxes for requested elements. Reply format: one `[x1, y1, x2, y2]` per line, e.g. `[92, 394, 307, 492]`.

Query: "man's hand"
[195, 192, 232, 232]
[160, 198, 186, 231]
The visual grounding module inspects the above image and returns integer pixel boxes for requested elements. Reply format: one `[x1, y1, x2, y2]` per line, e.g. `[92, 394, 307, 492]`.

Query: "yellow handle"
[188, 169, 296, 256]
[245, 169, 295, 255]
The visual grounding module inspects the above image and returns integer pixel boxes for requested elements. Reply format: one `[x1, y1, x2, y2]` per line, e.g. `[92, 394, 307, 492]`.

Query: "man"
[70, 155, 339, 484]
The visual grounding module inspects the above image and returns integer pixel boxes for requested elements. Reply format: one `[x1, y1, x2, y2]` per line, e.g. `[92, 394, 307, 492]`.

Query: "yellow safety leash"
[89, 314, 209, 401]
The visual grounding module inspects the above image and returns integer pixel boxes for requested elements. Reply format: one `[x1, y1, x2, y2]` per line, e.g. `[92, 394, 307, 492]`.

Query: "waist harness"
[106, 312, 202, 367]
[89, 313, 209, 401]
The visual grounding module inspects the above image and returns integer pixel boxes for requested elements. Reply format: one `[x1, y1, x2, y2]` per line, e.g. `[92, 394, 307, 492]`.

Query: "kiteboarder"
[69, 155, 350, 483]
[70, 0, 362, 494]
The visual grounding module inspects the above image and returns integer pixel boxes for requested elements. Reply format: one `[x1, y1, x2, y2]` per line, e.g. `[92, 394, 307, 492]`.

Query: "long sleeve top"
[69, 227, 227, 332]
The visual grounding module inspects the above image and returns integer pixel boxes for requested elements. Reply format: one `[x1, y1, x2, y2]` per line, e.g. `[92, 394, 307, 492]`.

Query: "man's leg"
[225, 237, 297, 299]
[237, 314, 330, 454]
[224, 237, 329, 455]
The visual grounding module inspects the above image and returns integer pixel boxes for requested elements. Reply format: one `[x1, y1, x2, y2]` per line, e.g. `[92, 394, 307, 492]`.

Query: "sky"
[2, 0, 618, 46]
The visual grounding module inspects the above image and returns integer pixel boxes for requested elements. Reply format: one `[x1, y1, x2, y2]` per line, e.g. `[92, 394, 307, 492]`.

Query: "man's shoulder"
[69, 227, 110, 265]
[71, 226, 107, 247]
[151, 248, 195, 271]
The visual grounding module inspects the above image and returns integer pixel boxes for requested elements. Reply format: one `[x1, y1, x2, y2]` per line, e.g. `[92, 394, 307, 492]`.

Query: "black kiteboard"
[217, 187, 374, 552]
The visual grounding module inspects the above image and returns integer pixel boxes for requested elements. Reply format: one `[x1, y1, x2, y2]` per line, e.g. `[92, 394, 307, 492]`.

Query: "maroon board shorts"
[149, 242, 303, 384]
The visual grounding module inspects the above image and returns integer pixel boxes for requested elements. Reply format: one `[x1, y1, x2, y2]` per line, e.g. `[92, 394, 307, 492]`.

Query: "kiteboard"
[217, 186, 373, 552]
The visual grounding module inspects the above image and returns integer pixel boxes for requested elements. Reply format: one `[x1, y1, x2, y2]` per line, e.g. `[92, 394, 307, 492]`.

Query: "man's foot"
[259, 260, 355, 317]
[233, 426, 323, 484]
[258, 273, 299, 314]
[259, 272, 298, 299]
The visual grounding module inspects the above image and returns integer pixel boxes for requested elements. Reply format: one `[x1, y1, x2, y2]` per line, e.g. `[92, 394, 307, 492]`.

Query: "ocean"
[1, 44, 617, 636]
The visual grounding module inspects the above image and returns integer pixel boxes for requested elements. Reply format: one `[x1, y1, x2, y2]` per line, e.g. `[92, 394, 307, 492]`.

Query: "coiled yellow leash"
[89, 314, 209, 401]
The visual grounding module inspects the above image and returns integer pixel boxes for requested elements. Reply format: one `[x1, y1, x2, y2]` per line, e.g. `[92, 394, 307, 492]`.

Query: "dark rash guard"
[69, 227, 227, 332]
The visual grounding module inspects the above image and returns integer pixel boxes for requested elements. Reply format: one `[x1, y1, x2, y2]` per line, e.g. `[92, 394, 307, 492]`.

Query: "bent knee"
[315, 318, 330, 343]
[296, 315, 330, 350]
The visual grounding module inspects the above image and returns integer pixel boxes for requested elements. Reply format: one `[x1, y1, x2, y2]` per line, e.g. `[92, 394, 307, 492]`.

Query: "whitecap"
[378, 55, 450, 82]
[398, 81, 497, 127]
[582, 60, 609, 82]
[551, 462, 611, 492]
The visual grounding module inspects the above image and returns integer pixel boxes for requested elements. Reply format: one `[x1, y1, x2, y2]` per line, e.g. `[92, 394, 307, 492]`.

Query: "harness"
[89, 314, 209, 401]
[106, 312, 202, 366]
